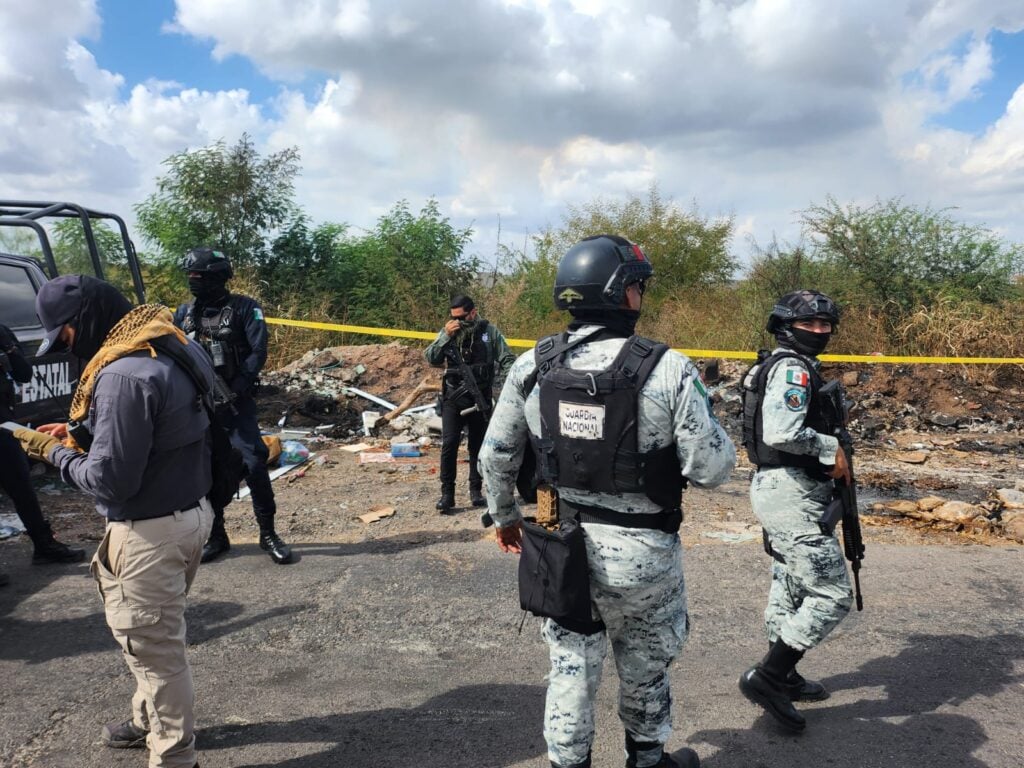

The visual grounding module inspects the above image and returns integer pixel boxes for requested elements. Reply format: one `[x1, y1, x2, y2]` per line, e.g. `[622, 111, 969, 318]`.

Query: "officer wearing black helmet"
[480, 235, 736, 768]
[173, 247, 293, 565]
[737, 290, 854, 733]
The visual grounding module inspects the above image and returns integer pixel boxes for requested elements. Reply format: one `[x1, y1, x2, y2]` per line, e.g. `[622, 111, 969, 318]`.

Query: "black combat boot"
[435, 485, 455, 514]
[626, 734, 700, 768]
[552, 752, 591, 768]
[738, 641, 807, 732]
[257, 518, 293, 564]
[785, 668, 829, 702]
[30, 529, 86, 564]
[469, 483, 487, 508]
[200, 520, 231, 564]
[766, 642, 828, 701]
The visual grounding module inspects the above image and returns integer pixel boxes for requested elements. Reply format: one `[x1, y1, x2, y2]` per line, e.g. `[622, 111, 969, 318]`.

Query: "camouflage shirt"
[479, 325, 736, 530]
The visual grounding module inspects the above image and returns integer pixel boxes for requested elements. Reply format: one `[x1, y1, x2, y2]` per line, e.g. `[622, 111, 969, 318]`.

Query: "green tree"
[135, 134, 300, 268]
[541, 184, 736, 301]
[801, 197, 1023, 318]
[51, 219, 138, 299]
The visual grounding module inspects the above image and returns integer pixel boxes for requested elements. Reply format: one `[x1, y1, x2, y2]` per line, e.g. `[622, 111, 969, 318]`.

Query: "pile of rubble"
[865, 486, 1024, 543]
[258, 342, 441, 439]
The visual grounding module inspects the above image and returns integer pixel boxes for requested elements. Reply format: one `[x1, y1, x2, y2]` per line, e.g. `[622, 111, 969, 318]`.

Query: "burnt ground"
[1, 344, 1023, 767]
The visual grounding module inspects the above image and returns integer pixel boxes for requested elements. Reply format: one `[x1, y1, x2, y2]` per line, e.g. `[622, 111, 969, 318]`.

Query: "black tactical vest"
[530, 333, 685, 509]
[182, 302, 239, 380]
[741, 349, 829, 470]
[445, 320, 495, 393]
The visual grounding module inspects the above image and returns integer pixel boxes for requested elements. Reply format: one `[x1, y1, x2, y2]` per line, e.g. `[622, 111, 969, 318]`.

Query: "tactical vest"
[741, 349, 829, 470]
[445, 321, 495, 394]
[182, 302, 240, 380]
[530, 333, 685, 510]
[0, 370, 15, 420]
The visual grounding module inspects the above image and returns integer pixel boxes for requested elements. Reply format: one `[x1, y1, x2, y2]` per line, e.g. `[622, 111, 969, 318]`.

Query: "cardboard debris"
[896, 451, 929, 464]
[341, 442, 373, 453]
[359, 451, 395, 464]
[358, 506, 395, 524]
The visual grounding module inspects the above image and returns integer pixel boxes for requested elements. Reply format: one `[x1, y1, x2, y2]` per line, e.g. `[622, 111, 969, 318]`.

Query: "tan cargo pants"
[91, 500, 213, 768]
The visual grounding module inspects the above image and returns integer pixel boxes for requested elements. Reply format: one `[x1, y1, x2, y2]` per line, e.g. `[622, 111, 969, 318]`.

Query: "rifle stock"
[819, 380, 865, 611]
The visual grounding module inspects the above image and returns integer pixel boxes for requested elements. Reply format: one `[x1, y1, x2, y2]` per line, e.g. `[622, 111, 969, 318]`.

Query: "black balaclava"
[70, 276, 132, 361]
[779, 325, 831, 357]
[189, 273, 230, 304]
[568, 308, 639, 337]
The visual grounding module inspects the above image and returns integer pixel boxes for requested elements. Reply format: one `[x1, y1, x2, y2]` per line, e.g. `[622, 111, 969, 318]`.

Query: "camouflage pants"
[750, 467, 853, 652]
[542, 536, 688, 768]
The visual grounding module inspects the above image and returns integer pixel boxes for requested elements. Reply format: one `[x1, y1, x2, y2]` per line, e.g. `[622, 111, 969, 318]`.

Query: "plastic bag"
[280, 440, 310, 465]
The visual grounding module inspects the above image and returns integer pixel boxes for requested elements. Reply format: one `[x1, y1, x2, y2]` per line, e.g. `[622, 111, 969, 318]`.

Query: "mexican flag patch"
[786, 369, 809, 387]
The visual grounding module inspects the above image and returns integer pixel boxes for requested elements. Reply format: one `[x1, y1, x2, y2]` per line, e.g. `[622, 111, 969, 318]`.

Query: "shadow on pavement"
[293, 528, 486, 558]
[689, 632, 1024, 768]
[198, 683, 547, 768]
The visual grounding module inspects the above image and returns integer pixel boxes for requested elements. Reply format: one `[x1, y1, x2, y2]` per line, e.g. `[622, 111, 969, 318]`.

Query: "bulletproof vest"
[182, 301, 240, 380]
[530, 333, 685, 509]
[445, 320, 495, 392]
[741, 349, 829, 470]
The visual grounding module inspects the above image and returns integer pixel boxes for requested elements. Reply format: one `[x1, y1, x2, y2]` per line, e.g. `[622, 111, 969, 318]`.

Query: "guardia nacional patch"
[254, 307, 264, 321]
[786, 369, 809, 387]
[784, 387, 807, 411]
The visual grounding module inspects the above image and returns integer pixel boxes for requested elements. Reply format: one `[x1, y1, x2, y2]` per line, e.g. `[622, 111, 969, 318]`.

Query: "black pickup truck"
[0, 201, 145, 426]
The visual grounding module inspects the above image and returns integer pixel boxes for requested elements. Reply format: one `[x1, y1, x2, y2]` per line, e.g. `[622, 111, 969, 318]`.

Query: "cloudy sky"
[2, 0, 1024, 266]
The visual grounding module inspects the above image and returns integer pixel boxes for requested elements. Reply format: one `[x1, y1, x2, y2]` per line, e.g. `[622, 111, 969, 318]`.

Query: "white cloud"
[2, 0, 1024, 269]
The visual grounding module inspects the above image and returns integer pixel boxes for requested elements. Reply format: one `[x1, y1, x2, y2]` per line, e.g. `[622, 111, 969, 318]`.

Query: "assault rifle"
[443, 340, 492, 419]
[819, 379, 865, 611]
[211, 373, 238, 413]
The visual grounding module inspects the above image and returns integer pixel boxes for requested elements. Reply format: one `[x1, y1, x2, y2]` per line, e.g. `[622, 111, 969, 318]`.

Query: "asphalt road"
[2, 486, 1023, 768]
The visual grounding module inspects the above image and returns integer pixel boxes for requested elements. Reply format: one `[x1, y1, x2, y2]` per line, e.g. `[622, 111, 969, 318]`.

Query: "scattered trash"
[361, 411, 381, 436]
[234, 452, 313, 501]
[281, 440, 310, 465]
[0, 513, 25, 539]
[345, 387, 397, 411]
[357, 506, 396, 524]
[391, 443, 421, 458]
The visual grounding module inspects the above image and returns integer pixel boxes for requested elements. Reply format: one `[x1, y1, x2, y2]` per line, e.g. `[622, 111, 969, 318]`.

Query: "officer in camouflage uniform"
[424, 295, 515, 516]
[173, 248, 292, 565]
[479, 235, 736, 768]
[738, 290, 853, 732]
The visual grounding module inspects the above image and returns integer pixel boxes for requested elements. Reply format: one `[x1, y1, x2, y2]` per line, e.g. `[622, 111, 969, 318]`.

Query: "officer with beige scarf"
[16, 274, 214, 768]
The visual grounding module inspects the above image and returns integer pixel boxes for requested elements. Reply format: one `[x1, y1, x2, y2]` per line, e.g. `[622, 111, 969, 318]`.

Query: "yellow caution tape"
[265, 316, 1024, 365]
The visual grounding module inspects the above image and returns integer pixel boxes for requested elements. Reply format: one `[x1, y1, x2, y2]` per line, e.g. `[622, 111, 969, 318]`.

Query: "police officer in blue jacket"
[173, 248, 292, 565]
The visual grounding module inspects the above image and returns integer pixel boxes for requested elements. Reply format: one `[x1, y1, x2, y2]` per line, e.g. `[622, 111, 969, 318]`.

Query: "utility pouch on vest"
[819, 496, 844, 536]
[518, 517, 603, 635]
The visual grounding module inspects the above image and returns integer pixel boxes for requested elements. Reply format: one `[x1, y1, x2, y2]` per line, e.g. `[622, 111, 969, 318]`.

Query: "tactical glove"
[14, 427, 60, 464]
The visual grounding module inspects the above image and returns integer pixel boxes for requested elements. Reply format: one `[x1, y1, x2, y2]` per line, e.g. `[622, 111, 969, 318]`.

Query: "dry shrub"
[643, 287, 765, 352]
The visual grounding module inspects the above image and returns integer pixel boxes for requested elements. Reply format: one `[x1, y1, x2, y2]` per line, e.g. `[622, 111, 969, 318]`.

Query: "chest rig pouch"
[443, 321, 494, 398]
[184, 303, 239, 380]
[741, 349, 829, 471]
[531, 333, 684, 509]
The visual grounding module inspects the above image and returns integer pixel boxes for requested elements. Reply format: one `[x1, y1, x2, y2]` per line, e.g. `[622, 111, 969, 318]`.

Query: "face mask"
[788, 327, 831, 356]
[189, 276, 228, 302]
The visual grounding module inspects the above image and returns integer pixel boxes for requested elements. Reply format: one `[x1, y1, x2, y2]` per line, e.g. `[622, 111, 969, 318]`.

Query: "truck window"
[0, 263, 41, 329]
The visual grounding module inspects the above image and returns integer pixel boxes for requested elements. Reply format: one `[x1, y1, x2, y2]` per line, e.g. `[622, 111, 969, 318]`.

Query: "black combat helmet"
[553, 235, 653, 312]
[181, 247, 233, 280]
[767, 289, 840, 355]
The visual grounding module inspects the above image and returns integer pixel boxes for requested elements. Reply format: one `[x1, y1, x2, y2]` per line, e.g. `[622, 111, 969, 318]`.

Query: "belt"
[559, 499, 683, 534]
